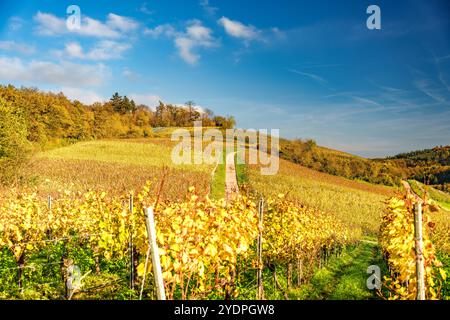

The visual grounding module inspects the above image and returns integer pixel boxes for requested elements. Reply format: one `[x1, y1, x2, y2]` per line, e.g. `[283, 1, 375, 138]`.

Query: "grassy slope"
[23, 139, 213, 201]
[408, 179, 450, 211]
[249, 158, 395, 235]
[38, 140, 210, 173]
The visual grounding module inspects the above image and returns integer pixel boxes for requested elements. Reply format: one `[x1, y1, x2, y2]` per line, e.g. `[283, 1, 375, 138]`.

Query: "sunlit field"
[248, 158, 396, 236]
[14, 139, 214, 201]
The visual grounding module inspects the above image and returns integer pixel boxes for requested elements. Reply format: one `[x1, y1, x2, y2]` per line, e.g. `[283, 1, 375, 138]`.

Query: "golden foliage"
[380, 195, 446, 299]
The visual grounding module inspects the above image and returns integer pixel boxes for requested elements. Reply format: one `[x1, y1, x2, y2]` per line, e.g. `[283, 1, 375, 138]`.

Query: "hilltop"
[278, 138, 450, 190]
[388, 146, 450, 189]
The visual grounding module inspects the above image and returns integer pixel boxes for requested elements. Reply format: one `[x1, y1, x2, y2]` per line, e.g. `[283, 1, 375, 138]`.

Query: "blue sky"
[0, 0, 449, 157]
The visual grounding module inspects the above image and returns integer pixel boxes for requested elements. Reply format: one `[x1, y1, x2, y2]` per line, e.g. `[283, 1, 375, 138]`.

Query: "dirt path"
[225, 152, 239, 200]
[401, 180, 423, 203]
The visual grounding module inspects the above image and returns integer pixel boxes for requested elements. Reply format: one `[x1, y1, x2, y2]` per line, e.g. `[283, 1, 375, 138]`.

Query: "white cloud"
[0, 56, 110, 87]
[177, 21, 218, 64]
[8, 16, 25, 31]
[61, 87, 105, 105]
[145, 20, 218, 64]
[0, 41, 36, 55]
[61, 40, 131, 60]
[106, 13, 139, 33]
[64, 42, 84, 58]
[34, 12, 69, 36]
[143, 24, 176, 38]
[186, 22, 212, 41]
[174, 37, 199, 64]
[175, 103, 206, 113]
[200, 0, 218, 17]
[33, 11, 138, 38]
[130, 93, 162, 108]
[218, 17, 260, 40]
[139, 2, 154, 15]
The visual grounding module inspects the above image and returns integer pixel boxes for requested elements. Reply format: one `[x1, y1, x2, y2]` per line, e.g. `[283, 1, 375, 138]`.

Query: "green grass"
[209, 152, 227, 200]
[235, 152, 248, 186]
[235, 241, 387, 300]
[209, 151, 248, 200]
[408, 179, 425, 198]
[210, 162, 225, 199]
[436, 252, 450, 299]
[291, 241, 386, 300]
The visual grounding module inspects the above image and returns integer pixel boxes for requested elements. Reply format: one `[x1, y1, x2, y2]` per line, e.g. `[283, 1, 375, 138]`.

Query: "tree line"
[0, 85, 235, 184]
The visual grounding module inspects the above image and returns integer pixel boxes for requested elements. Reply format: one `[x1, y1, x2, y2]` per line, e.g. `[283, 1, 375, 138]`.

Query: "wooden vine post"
[257, 198, 264, 300]
[144, 207, 166, 300]
[129, 194, 134, 295]
[413, 201, 425, 300]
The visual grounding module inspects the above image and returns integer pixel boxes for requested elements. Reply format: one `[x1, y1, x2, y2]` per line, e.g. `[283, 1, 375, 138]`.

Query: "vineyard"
[0, 183, 358, 299]
[0, 139, 449, 300]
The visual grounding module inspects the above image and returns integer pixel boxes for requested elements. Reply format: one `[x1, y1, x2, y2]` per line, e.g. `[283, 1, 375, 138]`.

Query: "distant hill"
[277, 140, 450, 188]
[388, 146, 450, 166]
[388, 146, 450, 186]
[277, 138, 404, 186]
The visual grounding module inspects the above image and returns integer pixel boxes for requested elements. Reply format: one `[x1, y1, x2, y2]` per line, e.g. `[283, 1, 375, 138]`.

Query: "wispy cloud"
[287, 68, 327, 84]
[436, 54, 450, 62]
[144, 24, 176, 38]
[8, 16, 25, 31]
[34, 12, 139, 38]
[430, 52, 450, 92]
[139, 2, 154, 15]
[414, 78, 448, 104]
[351, 96, 381, 107]
[0, 56, 110, 87]
[200, 0, 218, 17]
[0, 41, 35, 55]
[56, 40, 131, 61]
[122, 68, 140, 81]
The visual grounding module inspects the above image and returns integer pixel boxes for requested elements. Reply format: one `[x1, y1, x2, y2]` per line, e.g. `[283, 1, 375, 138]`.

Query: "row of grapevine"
[262, 194, 358, 289]
[380, 195, 447, 299]
[0, 183, 356, 299]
